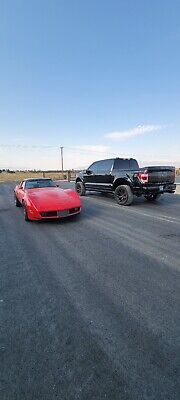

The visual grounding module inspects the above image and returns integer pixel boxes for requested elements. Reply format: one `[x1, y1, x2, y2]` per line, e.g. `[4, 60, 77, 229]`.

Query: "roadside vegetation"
[0, 170, 76, 182]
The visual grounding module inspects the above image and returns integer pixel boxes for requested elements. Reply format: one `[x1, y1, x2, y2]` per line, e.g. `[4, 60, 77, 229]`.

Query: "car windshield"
[25, 179, 56, 189]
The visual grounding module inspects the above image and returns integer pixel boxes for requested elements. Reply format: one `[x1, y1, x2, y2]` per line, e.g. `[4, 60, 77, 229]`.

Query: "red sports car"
[14, 178, 81, 221]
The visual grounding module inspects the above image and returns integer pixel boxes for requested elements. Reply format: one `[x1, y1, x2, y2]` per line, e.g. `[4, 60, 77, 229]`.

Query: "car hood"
[26, 187, 80, 211]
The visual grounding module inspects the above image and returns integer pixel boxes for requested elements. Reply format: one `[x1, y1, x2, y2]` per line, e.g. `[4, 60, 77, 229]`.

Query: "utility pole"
[60, 146, 64, 171]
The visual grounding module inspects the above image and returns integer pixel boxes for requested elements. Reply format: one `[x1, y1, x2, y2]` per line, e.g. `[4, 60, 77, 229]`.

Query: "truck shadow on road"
[85, 191, 180, 208]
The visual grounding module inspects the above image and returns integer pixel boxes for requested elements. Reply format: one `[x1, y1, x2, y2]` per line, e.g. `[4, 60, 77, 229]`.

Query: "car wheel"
[15, 196, 22, 207]
[75, 181, 86, 196]
[114, 185, 133, 206]
[23, 205, 30, 221]
[144, 194, 161, 201]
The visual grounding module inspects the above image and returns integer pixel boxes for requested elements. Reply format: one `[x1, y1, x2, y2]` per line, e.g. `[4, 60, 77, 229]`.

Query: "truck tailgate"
[145, 166, 175, 184]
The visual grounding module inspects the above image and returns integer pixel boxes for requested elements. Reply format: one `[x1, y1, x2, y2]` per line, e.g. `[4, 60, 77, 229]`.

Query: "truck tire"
[15, 196, 22, 207]
[144, 193, 161, 202]
[114, 185, 133, 206]
[75, 181, 86, 196]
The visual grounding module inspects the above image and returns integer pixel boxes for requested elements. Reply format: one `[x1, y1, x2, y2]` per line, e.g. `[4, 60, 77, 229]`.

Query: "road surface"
[0, 182, 180, 400]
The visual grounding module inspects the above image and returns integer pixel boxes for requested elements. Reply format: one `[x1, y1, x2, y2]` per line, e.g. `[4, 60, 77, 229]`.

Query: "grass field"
[0, 171, 73, 182]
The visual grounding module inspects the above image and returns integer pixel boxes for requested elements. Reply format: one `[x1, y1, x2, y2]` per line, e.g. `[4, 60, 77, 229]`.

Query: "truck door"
[96, 159, 114, 191]
[84, 161, 99, 190]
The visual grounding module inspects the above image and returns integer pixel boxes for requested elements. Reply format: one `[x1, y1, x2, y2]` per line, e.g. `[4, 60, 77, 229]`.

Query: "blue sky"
[0, 0, 180, 169]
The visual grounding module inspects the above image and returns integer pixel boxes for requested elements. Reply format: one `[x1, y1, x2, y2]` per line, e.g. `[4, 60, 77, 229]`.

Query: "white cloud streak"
[105, 124, 163, 140]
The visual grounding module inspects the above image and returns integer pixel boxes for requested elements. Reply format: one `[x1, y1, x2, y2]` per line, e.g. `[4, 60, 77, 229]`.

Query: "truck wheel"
[114, 185, 133, 206]
[15, 196, 22, 207]
[75, 181, 86, 196]
[144, 194, 161, 202]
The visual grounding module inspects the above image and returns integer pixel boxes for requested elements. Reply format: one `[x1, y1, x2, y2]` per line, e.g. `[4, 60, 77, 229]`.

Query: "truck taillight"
[135, 172, 149, 184]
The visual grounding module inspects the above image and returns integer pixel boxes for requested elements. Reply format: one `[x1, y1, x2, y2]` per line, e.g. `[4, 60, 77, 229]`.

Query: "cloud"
[105, 124, 163, 140]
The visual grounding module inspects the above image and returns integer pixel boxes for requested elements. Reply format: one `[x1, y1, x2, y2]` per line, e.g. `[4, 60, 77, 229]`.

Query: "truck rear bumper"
[134, 183, 176, 196]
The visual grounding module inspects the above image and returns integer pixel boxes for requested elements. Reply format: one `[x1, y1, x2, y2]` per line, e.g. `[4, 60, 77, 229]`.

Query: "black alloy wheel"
[75, 181, 86, 196]
[114, 185, 133, 206]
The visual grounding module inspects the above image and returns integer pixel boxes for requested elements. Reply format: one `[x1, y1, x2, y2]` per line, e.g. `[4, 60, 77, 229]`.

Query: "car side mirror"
[86, 169, 92, 175]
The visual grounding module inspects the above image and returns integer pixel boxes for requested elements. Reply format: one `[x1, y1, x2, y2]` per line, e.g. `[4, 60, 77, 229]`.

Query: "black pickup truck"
[75, 158, 176, 205]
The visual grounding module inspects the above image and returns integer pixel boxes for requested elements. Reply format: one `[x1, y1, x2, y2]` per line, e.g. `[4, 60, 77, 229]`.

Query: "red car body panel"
[14, 183, 81, 221]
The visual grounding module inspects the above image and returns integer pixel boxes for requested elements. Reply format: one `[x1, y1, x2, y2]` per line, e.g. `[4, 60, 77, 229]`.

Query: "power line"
[0, 144, 57, 149]
[0, 144, 113, 156]
[0, 144, 176, 159]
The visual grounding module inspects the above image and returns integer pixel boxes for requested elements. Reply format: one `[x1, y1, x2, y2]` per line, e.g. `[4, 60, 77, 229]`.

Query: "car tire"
[114, 185, 133, 206]
[144, 193, 161, 202]
[23, 205, 30, 221]
[75, 181, 86, 196]
[15, 196, 22, 207]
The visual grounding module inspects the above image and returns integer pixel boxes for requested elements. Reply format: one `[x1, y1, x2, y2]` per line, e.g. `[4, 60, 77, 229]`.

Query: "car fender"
[65, 189, 81, 201]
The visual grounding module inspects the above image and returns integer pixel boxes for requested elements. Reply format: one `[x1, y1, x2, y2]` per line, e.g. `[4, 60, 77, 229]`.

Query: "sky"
[0, 0, 180, 170]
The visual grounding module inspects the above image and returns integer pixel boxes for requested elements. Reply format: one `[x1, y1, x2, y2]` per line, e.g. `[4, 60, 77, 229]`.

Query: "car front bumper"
[27, 206, 81, 220]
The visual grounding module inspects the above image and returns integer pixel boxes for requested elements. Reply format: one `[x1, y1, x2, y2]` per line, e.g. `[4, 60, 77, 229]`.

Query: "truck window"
[113, 159, 130, 169]
[88, 162, 98, 174]
[129, 159, 139, 169]
[113, 158, 139, 170]
[97, 159, 114, 173]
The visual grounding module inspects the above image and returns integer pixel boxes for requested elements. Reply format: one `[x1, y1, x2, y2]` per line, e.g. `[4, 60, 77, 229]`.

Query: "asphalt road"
[0, 182, 180, 400]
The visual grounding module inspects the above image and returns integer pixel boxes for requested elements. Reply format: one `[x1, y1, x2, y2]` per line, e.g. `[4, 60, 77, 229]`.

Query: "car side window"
[88, 162, 98, 174]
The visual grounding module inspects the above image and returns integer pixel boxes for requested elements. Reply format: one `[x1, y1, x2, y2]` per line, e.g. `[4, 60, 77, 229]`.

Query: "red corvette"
[14, 178, 81, 221]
